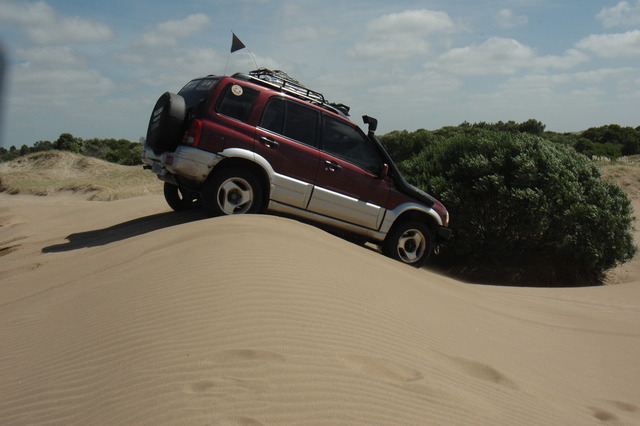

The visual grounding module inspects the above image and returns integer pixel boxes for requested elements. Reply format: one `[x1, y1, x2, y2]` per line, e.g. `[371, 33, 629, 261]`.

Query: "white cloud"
[16, 46, 87, 68]
[460, 67, 639, 131]
[571, 67, 637, 84]
[137, 14, 212, 48]
[282, 26, 339, 43]
[434, 37, 536, 75]
[533, 49, 589, 70]
[351, 35, 431, 61]
[597, 1, 640, 28]
[350, 9, 457, 60]
[368, 70, 462, 97]
[7, 42, 115, 114]
[122, 45, 280, 91]
[366, 9, 456, 34]
[10, 64, 115, 109]
[0, 0, 114, 44]
[497, 9, 528, 28]
[431, 38, 588, 76]
[576, 30, 640, 58]
[501, 68, 636, 94]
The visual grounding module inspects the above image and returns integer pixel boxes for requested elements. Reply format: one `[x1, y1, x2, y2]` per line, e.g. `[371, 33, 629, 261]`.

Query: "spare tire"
[146, 92, 186, 155]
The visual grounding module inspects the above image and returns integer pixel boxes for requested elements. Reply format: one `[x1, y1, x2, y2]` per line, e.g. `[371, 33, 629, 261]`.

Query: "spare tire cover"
[146, 92, 186, 155]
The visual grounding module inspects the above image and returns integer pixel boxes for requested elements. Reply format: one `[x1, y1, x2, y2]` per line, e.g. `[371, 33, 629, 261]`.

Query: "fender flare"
[216, 148, 275, 177]
[380, 203, 443, 235]
[213, 147, 276, 189]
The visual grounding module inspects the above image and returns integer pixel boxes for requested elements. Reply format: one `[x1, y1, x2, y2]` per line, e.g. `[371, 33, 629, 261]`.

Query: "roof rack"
[233, 68, 350, 117]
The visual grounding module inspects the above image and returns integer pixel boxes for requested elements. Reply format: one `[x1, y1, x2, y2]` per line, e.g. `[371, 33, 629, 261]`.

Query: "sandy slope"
[1, 193, 639, 425]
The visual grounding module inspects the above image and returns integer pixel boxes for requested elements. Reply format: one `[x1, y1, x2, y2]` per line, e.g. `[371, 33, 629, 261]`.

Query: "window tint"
[217, 83, 259, 122]
[178, 78, 219, 110]
[260, 98, 285, 134]
[322, 117, 381, 174]
[285, 102, 318, 146]
[260, 98, 319, 147]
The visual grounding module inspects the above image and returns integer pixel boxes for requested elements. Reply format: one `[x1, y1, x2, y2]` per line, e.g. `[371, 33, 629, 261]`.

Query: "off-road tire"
[382, 220, 434, 267]
[202, 168, 264, 217]
[146, 92, 186, 155]
[163, 182, 200, 211]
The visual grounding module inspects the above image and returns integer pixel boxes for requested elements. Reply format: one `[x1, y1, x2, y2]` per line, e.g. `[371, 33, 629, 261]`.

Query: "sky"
[0, 0, 639, 149]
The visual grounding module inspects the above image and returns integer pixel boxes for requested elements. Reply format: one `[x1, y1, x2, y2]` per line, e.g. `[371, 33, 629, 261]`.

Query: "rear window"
[178, 78, 219, 110]
[216, 83, 260, 123]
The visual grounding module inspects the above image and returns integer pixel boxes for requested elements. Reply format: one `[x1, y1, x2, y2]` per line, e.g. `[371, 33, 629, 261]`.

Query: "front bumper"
[437, 226, 452, 241]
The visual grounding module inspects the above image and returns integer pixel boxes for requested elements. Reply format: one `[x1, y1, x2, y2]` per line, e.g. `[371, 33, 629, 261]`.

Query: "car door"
[254, 97, 321, 209]
[308, 115, 391, 230]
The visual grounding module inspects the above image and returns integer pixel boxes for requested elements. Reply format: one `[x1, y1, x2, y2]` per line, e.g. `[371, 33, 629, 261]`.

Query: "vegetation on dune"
[0, 133, 143, 165]
[380, 123, 638, 286]
[0, 151, 160, 200]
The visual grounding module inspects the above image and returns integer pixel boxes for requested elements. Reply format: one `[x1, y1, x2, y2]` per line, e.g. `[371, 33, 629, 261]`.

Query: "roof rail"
[233, 68, 350, 117]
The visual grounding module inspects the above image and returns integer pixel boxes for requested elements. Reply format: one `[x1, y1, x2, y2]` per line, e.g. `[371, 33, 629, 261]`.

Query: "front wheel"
[201, 168, 264, 217]
[382, 221, 434, 267]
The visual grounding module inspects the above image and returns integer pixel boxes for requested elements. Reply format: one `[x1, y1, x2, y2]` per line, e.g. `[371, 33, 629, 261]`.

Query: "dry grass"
[600, 164, 640, 199]
[0, 151, 162, 200]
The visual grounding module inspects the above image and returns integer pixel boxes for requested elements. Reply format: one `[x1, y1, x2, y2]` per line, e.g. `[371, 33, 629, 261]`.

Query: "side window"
[284, 102, 318, 147]
[260, 98, 285, 134]
[259, 98, 319, 147]
[322, 117, 381, 174]
[216, 83, 259, 122]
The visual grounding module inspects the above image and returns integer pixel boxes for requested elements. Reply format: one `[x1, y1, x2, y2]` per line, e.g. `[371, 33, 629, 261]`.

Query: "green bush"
[1, 134, 142, 165]
[402, 131, 636, 285]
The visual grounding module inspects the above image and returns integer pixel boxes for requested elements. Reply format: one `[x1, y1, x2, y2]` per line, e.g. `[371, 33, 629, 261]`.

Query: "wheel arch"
[387, 208, 439, 237]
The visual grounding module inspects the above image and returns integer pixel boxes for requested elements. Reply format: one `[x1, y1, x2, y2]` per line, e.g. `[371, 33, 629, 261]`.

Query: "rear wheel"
[202, 168, 264, 217]
[382, 220, 434, 267]
[163, 182, 199, 211]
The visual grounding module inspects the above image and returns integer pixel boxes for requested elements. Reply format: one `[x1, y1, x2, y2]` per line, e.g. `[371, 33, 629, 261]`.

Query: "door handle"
[324, 160, 342, 172]
[260, 136, 279, 149]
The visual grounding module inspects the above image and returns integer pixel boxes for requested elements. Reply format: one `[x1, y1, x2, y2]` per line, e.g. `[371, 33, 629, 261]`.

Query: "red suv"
[142, 69, 451, 266]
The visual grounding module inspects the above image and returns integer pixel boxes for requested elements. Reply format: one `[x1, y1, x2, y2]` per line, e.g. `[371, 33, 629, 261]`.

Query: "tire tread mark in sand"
[340, 354, 424, 383]
[185, 349, 283, 396]
[588, 401, 639, 423]
[606, 400, 638, 413]
[0, 245, 19, 257]
[0, 236, 28, 257]
[338, 353, 470, 405]
[589, 407, 618, 422]
[447, 356, 519, 390]
[209, 349, 286, 364]
[187, 377, 269, 394]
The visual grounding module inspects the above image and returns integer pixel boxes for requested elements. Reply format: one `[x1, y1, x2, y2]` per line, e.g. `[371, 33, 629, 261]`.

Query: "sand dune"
[1, 192, 639, 425]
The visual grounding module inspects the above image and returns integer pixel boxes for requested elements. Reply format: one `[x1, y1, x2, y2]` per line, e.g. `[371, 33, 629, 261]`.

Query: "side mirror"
[362, 115, 378, 134]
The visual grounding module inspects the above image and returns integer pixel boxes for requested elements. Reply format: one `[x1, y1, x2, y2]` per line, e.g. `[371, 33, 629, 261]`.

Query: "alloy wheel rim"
[397, 229, 426, 263]
[217, 177, 253, 214]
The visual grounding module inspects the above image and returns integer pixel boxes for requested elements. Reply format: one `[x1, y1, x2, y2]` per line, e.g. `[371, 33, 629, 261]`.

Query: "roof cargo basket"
[233, 68, 350, 117]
